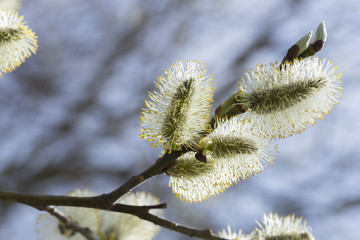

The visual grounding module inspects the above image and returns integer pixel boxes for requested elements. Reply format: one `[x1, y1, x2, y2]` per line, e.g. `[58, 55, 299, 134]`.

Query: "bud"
[311, 21, 327, 53]
[255, 213, 315, 240]
[140, 60, 214, 151]
[295, 30, 312, 56]
[215, 92, 246, 119]
[237, 58, 342, 139]
[297, 21, 328, 59]
[0, 10, 37, 76]
[314, 21, 327, 43]
[281, 31, 312, 65]
[168, 117, 276, 202]
[283, 21, 328, 63]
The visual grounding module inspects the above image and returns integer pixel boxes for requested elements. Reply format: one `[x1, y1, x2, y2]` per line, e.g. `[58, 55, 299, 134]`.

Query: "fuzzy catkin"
[236, 58, 342, 139]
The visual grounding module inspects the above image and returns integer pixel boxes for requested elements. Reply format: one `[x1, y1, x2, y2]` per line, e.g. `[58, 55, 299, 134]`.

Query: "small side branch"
[104, 150, 182, 203]
[111, 203, 226, 240]
[43, 206, 99, 240]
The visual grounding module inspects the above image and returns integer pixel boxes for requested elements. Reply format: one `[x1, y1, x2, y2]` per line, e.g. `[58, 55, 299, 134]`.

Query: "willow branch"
[0, 150, 229, 239]
[43, 206, 99, 240]
[0, 151, 182, 209]
[0, 190, 225, 240]
[0, 135, 228, 239]
[103, 150, 182, 203]
[111, 203, 226, 240]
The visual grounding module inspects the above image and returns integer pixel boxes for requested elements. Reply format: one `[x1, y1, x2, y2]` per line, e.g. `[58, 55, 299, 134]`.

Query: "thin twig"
[104, 150, 182, 203]
[42, 206, 99, 240]
[111, 203, 226, 240]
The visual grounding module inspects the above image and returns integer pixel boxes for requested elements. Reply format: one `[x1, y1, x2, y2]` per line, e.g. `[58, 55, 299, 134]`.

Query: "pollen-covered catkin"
[140, 60, 214, 151]
[168, 117, 276, 203]
[236, 58, 342, 139]
[0, 9, 37, 75]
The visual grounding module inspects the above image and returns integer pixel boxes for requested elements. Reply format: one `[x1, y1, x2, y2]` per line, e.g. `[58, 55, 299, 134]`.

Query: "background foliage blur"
[0, 0, 359, 239]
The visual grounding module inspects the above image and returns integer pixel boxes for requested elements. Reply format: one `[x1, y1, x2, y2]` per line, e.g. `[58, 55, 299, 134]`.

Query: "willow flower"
[0, 9, 37, 75]
[236, 57, 342, 139]
[217, 226, 254, 240]
[97, 192, 162, 240]
[167, 152, 220, 202]
[36, 189, 99, 240]
[140, 60, 214, 151]
[168, 117, 276, 202]
[255, 213, 315, 240]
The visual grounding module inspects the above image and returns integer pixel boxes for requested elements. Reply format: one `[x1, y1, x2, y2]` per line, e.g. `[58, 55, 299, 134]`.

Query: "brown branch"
[103, 150, 182, 203]
[111, 203, 226, 240]
[0, 151, 182, 208]
[0, 150, 227, 239]
[0, 191, 225, 240]
[43, 206, 99, 240]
